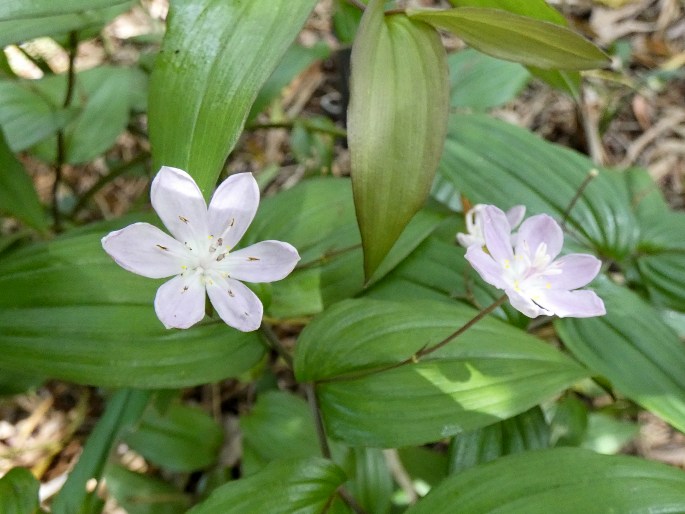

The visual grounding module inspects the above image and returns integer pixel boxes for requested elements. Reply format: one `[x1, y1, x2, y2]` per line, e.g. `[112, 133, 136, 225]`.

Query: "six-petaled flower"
[102, 166, 300, 331]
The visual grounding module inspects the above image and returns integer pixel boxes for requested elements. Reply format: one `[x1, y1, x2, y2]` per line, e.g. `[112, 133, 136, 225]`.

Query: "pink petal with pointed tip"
[505, 205, 526, 228]
[538, 289, 606, 318]
[481, 205, 514, 264]
[208, 172, 260, 250]
[547, 254, 602, 290]
[206, 273, 262, 332]
[506, 288, 550, 318]
[516, 214, 563, 260]
[465, 245, 508, 290]
[154, 273, 206, 329]
[219, 240, 300, 283]
[151, 166, 209, 250]
[102, 222, 188, 279]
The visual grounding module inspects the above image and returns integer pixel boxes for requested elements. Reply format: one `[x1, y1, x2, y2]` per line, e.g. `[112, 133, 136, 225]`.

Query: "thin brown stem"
[337, 488, 368, 514]
[319, 295, 508, 384]
[560, 168, 599, 230]
[52, 31, 78, 232]
[259, 323, 293, 368]
[345, 0, 367, 10]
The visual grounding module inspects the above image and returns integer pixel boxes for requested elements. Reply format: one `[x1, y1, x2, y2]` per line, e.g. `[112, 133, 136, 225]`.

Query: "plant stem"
[345, 0, 367, 11]
[52, 31, 78, 232]
[319, 294, 508, 384]
[247, 119, 347, 138]
[259, 323, 293, 368]
[305, 383, 331, 459]
[561, 168, 599, 230]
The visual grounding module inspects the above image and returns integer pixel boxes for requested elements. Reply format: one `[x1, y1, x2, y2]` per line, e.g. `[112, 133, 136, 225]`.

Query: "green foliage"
[0, 467, 40, 514]
[348, 0, 449, 279]
[149, 0, 318, 198]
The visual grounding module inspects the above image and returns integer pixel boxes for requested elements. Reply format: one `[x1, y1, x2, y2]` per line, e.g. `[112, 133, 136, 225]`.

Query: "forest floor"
[1, 0, 684, 509]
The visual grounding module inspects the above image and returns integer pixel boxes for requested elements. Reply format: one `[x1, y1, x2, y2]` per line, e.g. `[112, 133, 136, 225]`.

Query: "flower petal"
[465, 245, 508, 290]
[219, 240, 300, 283]
[538, 289, 606, 318]
[102, 222, 189, 279]
[154, 273, 206, 329]
[547, 254, 602, 290]
[515, 214, 563, 260]
[207, 172, 260, 250]
[506, 288, 550, 318]
[206, 273, 262, 332]
[505, 205, 526, 229]
[151, 166, 209, 250]
[481, 205, 514, 264]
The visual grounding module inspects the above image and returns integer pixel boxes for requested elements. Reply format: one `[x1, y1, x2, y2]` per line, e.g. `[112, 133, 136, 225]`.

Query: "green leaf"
[556, 277, 685, 435]
[408, 7, 609, 70]
[0, 80, 76, 152]
[0, 2, 133, 47]
[123, 402, 223, 472]
[581, 412, 638, 455]
[188, 458, 347, 514]
[0, 227, 264, 388]
[103, 464, 190, 514]
[0, 467, 40, 514]
[550, 394, 588, 446]
[30, 66, 142, 164]
[448, 49, 530, 110]
[295, 299, 588, 447]
[406, 447, 685, 513]
[346, 448, 393, 514]
[438, 114, 639, 260]
[148, 0, 317, 198]
[448, 406, 550, 474]
[0, 130, 47, 231]
[240, 390, 319, 476]
[348, 2, 449, 279]
[52, 389, 151, 514]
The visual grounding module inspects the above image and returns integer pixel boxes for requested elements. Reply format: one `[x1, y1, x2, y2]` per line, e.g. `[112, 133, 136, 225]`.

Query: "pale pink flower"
[465, 205, 605, 318]
[457, 203, 526, 248]
[102, 166, 300, 331]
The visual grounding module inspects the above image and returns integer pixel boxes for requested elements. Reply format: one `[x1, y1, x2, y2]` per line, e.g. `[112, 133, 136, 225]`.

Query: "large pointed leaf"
[348, 0, 449, 278]
[0, 227, 264, 388]
[438, 114, 639, 260]
[0, 130, 47, 232]
[0, 1, 133, 47]
[556, 277, 685, 434]
[406, 448, 685, 513]
[0, 467, 39, 514]
[148, 0, 317, 197]
[188, 458, 346, 514]
[295, 299, 588, 447]
[408, 7, 609, 70]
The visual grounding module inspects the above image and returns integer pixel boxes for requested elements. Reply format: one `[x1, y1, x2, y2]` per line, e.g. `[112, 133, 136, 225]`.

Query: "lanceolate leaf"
[348, 0, 449, 279]
[295, 299, 587, 447]
[408, 7, 609, 70]
[0, 227, 264, 388]
[556, 277, 685, 434]
[406, 448, 685, 514]
[188, 458, 346, 514]
[0, 130, 47, 232]
[149, 0, 317, 198]
[0, 467, 39, 514]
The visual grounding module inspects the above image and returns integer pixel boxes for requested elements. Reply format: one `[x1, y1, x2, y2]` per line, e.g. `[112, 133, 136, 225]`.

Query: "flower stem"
[305, 383, 331, 459]
[345, 0, 367, 10]
[52, 31, 78, 233]
[561, 168, 598, 230]
[259, 323, 293, 368]
[319, 294, 508, 384]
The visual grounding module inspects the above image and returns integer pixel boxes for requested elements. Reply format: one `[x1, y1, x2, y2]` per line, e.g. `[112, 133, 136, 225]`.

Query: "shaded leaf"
[104, 464, 190, 514]
[0, 467, 40, 514]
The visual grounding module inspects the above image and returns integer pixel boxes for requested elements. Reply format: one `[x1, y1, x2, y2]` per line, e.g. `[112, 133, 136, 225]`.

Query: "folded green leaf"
[348, 0, 449, 279]
[295, 298, 587, 447]
[149, 0, 317, 197]
[188, 458, 346, 514]
[556, 277, 685, 435]
[406, 447, 685, 513]
[408, 7, 609, 70]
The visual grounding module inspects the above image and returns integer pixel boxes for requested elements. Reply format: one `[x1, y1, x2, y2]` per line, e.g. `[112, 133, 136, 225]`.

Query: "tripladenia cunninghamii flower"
[102, 166, 300, 331]
[457, 203, 526, 248]
[465, 205, 605, 318]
